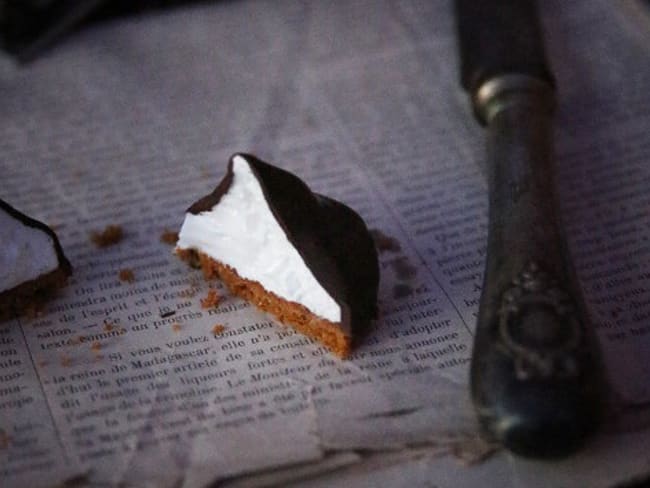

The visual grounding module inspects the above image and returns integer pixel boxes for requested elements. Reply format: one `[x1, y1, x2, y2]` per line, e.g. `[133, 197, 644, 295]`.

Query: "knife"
[455, 0, 607, 457]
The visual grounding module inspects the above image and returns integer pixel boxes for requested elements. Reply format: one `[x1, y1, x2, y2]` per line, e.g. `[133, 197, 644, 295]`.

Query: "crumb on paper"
[90, 225, 124, 247]
[172, 323, 182, 332]
[91, 341, 101, 352]
[201, 289, 221, 309]
[118, 268, 135, 283]
[103, 322, 115, 332]
[370, 228, 402, 254]
[61, 355, 72, 367]
[160, 229, 179, 245]
[211, 324, 226, 336]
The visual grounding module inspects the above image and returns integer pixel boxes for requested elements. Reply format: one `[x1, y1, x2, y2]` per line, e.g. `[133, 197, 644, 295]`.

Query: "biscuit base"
[177, 249, 351, 357]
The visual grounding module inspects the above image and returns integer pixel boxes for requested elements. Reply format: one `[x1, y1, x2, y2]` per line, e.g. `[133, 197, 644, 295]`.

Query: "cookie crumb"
[91, 225, 124, 247]
[118, 268, 135, 283]
[201, 289, 221, 309]
[211, 324, 226, 336]
[91, 341, 101, 352]
[160, 229, 179, 245]
[172, 323, 182, 332]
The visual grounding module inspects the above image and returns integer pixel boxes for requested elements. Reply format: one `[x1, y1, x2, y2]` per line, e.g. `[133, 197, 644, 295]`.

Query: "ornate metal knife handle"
[455, 0, 607, 457]
[470, 74, 606, 457]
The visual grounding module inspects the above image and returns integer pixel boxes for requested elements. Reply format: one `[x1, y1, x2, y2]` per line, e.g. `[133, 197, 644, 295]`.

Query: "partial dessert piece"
[0, 199, 72, 321]
[176, 153, 379, 357]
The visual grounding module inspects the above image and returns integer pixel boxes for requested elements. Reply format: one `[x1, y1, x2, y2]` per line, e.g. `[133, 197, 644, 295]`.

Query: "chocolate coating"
[188, 153, 379, 340]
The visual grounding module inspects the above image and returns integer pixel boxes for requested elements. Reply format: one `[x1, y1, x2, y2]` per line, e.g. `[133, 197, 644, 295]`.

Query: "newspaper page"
[1, 1, 650, 487]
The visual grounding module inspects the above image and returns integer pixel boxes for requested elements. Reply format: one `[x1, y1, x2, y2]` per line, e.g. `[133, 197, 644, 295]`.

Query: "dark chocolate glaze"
[188, 153, 379, 340]
[0, 198, 72, 319]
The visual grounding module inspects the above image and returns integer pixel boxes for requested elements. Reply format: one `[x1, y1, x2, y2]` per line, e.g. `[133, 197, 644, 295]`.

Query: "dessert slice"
[0, 199, 72, 321]
[176, 153, 379, 357]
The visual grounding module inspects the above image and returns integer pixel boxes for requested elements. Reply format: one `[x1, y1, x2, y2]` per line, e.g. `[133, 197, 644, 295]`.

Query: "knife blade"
[454, 0, 607, 458]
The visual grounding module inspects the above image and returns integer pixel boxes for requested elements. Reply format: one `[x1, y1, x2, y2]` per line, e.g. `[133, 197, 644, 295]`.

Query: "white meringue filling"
[177, 155, 341, 323]
[0, 209, 59, 292]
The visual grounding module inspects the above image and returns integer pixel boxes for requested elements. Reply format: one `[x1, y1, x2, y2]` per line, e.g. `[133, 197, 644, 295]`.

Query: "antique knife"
[455, 0, 607, 457]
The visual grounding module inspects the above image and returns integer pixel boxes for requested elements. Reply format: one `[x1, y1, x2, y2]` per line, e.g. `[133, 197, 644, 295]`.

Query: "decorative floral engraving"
[498, 262, 581, 380]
